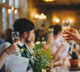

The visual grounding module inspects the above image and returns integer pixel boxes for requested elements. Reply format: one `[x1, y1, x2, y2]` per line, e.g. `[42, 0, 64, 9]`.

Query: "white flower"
[42, 37, 45, 40]
[42, 41, 46, 45]
[36, 41, 40, 45]
[31, 43, 35, 47]
[49, 28, 54, 32]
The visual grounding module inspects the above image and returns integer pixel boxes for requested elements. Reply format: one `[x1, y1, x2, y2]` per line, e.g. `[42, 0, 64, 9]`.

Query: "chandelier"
[43, 0, 54, 2]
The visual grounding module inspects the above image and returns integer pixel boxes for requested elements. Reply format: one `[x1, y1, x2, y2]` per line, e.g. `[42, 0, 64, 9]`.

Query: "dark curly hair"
[54, 25, 61, 36]
[13, 18, 34, 36]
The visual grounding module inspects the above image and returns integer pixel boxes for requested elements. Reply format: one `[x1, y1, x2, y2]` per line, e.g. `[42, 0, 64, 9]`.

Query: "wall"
[51, 10, 80, 30]
[19, 0, 38, 30]
[36, 6, 80, 30]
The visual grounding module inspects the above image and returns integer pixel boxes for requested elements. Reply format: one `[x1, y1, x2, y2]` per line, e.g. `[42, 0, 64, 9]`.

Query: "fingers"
[65, 35, 73, 40]
[70, 28, 78, 33]
[64, 30, 75, 41]
[70, 28, 76, 31]
[64, 30, 74, 37]
[13, 43, 18, 52]
[65, 31, 76, 38]
[65, 38, 73, 41]
[8, 43, 18, 54]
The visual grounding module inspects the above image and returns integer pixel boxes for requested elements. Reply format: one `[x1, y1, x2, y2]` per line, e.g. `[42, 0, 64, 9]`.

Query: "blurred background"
[0, 0, 80, 35]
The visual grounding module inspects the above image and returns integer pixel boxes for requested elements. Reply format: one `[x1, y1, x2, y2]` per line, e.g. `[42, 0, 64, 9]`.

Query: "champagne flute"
[62, 20, 71, 38]
[12, 31, 20, 56]
[12, 32, 20, 43]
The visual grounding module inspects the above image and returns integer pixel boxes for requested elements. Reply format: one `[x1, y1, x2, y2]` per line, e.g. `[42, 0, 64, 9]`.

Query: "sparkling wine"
[62, 26, 70, 38]
[12, 37, 19, 42]
[62, 20, 71, 38]
[12, 31, 20, 56]
[12, 32, 19, 42]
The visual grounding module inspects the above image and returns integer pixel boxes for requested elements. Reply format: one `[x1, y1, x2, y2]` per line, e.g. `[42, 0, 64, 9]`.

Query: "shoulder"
[1, 42, 11, 48]
[0, 42, 11, 55]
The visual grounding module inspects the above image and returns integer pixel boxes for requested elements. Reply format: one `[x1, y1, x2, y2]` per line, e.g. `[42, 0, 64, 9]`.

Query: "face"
[48, 32, 54, 42]
[58, 31, 62, 37]
[25, 29, 34, 43]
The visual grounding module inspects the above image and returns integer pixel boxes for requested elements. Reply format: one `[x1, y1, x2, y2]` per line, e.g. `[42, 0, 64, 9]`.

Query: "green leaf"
[17, 44, 32, 58]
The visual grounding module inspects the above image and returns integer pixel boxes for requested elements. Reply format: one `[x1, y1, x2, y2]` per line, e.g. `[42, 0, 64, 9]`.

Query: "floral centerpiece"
[17, 41, 54, 72]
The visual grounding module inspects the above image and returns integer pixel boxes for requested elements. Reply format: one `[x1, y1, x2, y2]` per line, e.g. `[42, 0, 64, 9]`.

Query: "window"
[15, 14, 18, 20]
[2, 7, 7, 31]
[2, 0, 6, 4]
[15, 0, 19, 8]
[14, 9, 18, 20]
[9, 0, 13, 6]
[0, 0, 1, 4]
[0, 0, 19, 32]
[9, 11, 13, 29]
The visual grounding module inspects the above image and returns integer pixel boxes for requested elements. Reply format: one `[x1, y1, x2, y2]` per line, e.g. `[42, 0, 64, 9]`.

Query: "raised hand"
[65, 28, 80, 44]
[6, 43, 18, 54]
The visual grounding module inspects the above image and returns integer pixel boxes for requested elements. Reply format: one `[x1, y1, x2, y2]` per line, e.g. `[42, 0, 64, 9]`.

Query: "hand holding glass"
[12, 32, 20, 43]
[62, 20, 71, 38]
[12, 31, 20, 56]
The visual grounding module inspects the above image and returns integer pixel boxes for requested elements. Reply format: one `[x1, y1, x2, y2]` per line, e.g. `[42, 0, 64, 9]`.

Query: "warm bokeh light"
[68, 19, 72, 23]
[30, 8, 38, 19]
[56, 19, 60, 23]
[40, 13, 47, 19]
[35, 14, 39, 19]
[8, 9, 11, 14]
[44, 0, 54, 2]
[35, 13, 47, 19]
[52, 16, 60, 24]
[68, 18, 75, 26]
[11, 7, 14, 10]
[14, 9, 17, 14]
[79, 29, 80, 32]
[44, 15, 47, 19]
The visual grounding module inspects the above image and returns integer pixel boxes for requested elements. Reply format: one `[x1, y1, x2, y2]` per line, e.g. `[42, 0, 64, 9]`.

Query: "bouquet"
[17, 41, 54, 72]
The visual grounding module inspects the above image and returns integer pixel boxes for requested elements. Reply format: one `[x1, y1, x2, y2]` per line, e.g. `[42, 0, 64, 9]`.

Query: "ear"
[23, 32, 28, 38]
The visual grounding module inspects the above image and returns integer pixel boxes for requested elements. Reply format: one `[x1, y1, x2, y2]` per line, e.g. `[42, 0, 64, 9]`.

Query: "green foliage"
[17, 42, 54, 72]
[17, 44, 32, 58]
[71, 52, 78, 60]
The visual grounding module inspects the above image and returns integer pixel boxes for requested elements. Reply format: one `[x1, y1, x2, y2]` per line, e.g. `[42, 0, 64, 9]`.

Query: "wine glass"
[12, 31, 20, 56]
[62, 20, 71, 38]
[12, 31, 20, 43]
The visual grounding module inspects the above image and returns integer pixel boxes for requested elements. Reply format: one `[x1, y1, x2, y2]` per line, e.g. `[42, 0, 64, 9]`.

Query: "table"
[51, 66, 80, 72]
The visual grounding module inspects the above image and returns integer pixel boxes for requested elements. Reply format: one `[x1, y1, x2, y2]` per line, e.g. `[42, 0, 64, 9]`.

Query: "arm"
[0, 43, 18, 69]
[53, 44, 65, 61]
[0, 51, 8, 69]
[65, 28, 80, 44]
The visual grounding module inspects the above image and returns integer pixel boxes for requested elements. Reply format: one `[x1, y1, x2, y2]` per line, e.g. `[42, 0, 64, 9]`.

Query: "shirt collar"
[25, 44, 31, 53]
[18, 41, 31, 53]
[18, 41, 24, 46]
